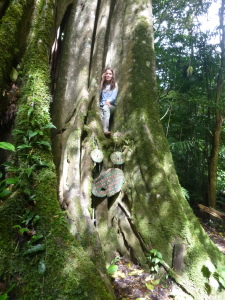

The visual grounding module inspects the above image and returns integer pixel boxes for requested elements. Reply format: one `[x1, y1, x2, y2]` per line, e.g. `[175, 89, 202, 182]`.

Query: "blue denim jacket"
[100, 83, 118, 107]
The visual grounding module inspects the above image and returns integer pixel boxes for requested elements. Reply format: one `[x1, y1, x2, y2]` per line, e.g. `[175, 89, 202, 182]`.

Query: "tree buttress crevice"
[102, 0, 117, 68]
[88, 0, 101, 87]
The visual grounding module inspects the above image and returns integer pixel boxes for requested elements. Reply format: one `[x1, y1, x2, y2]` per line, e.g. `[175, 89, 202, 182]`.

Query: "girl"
[100, 68, 118, 135]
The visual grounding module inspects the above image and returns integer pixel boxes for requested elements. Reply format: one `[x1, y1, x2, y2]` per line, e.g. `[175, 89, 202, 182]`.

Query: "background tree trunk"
[208, 0, 225, 208]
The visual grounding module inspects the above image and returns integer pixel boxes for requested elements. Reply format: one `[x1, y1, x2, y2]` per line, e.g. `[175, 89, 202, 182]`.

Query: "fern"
[181, 186, 190, 201]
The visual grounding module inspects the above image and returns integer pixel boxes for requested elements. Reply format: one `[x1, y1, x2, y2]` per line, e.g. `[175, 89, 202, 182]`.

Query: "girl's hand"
[101, 73, 106, 81]
[105, 100, 111, 106]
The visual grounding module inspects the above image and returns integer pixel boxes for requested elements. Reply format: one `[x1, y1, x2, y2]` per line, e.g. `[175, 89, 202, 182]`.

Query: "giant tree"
[0, 0, 225, 300]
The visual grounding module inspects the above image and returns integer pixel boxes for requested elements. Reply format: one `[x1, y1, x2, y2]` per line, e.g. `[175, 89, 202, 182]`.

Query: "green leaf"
[0, 180, 6, 185]
[24, 211, 35, 225]
[33, 215, 40, 225]
[152, 258, 160, 264]
[38, 260, 46, 275]
[107, 265, 118, 275]
[19, 228, 30, 234]
[150, 249, 157, 255]
[37, 141, 51, 148]
[25, 168, 33, 177]
[17, 144, 32, 150]
[23, 244, 45, 255]
[5, 177, 19, 184]
[12, 225, 21, 229]
[154, 265, 159, 273]
[28, 130, 38, 139]
[0, 189, 11, 198]
[12, 129, 25, 136]
[145, 282, 155, 291]
[43, 123, 56, 129]
[36, 161, 49, 168]
[152, 279, 160, 285]
[156, 252, 162, 259]
[29, 194, 36, 200]
[0, 294, 8, 300]
[31, 234, 43, 243]
[27, 107, 34, 117]
[23, 136, 28, 144]
[0, 142, 15, 151]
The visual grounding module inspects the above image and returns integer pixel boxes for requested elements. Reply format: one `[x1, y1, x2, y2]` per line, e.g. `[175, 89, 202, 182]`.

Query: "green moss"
[0, 0, 34, 105]
[0, 0, 114, 299]
[114, 18, 225, 299]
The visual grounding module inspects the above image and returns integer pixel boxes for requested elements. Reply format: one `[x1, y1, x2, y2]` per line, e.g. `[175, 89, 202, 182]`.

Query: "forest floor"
[111, 219, 225, 300]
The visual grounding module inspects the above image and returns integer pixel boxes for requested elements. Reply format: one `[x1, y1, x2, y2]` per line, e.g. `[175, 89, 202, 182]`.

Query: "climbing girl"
[100, 68, 118, 135]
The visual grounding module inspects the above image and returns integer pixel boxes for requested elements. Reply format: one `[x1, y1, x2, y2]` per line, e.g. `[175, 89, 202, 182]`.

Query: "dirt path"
[111, 222, 225, 300]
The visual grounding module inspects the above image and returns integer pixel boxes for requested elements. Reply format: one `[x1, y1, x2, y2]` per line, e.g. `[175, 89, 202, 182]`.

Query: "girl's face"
[105, 70, 113, 82]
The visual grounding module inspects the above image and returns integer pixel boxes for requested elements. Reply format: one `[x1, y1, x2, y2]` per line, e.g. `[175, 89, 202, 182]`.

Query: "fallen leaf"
[128, 269, 144, 276]
[145, 282, 155, 291]
[145, 275, 154, 282]
[112, 270, 126, 279]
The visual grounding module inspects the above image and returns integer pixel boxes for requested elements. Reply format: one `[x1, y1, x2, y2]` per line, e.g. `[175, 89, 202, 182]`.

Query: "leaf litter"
[110, 220, 225, 299]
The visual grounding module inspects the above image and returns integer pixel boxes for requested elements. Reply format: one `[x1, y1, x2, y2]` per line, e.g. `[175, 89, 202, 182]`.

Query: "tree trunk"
[0, 1, 115, 299]
[208, 0, 225, 208]
[1, 0, 225, 299]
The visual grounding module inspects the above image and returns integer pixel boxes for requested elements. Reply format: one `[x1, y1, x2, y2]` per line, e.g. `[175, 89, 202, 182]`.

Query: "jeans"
[100, 104, 116, 133]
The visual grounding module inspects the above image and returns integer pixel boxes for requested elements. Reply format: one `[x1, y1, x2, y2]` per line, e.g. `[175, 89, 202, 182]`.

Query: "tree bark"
[51, 0, 225, 299]
[0, 0, 115, 299]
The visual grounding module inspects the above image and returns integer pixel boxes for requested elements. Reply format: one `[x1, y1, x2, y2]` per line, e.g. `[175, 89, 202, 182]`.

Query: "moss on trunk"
[0, 0, 34, 109]
[0, 1, 115, 299]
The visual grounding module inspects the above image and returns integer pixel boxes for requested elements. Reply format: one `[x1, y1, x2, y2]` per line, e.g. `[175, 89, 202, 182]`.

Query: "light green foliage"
[146, 249, 163, 273]
[181, 186, 190, 201]
[0, 142, 16, 198]
[0, 124, 53, 201]
[0, 142, 15, 152]
[107, 256, 120, 275]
